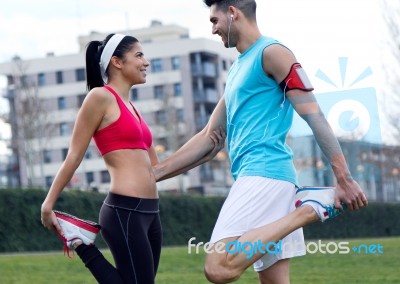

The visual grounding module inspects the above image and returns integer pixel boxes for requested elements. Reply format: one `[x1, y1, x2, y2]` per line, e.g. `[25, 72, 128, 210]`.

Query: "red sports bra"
[93, 86, 152, 155]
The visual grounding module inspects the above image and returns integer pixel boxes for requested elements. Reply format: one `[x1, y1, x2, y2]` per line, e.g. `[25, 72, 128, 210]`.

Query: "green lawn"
[0, 237, 399, 283]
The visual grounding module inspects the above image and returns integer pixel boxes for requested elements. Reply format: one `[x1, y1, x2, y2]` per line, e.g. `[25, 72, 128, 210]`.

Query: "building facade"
[0, 21, 236, 194]
[290, 135, 400, 203]
[2, 22, 398, 202]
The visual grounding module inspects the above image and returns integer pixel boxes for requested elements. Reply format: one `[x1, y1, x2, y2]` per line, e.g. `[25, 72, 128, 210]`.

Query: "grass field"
[0, 237, 399, 283]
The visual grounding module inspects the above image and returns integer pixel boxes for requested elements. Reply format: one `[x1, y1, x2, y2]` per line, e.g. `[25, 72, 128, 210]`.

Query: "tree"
[154, 88, 192, 193]
[381, 0, 400, 142]
[9, 57, 56, 187]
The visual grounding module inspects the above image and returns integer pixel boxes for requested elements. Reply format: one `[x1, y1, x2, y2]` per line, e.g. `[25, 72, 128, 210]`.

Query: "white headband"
[99, 34, 126, 83]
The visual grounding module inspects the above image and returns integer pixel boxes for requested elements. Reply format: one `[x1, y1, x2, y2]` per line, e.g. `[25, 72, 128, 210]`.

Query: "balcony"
[193, 88, 219, 104]
[195, 115, 210, 130]
[191, 62, 217, 77]
[3, 88, 15, 99]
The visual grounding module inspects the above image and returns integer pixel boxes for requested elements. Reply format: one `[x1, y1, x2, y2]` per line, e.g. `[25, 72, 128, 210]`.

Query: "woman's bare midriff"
[103, 149, 158, 198]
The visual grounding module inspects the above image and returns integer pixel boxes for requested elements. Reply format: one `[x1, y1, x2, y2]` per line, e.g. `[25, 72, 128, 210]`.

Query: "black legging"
[75, 192, 162, 284]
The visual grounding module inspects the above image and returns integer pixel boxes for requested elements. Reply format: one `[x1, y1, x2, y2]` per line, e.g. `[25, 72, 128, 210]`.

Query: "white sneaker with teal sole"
[295, 186, 346, 222]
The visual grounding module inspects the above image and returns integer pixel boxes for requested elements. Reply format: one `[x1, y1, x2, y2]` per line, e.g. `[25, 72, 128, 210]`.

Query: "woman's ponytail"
[85, 41, 104, 91]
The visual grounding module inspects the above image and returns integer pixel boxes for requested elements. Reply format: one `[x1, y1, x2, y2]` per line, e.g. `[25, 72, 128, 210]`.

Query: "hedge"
[0, 188, 106, 252]
[0, 188, 399, 253]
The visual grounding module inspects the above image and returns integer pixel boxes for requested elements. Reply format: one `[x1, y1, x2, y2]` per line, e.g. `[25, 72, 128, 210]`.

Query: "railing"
[193, 88, 219, 104]
[191, 62, 217, 77]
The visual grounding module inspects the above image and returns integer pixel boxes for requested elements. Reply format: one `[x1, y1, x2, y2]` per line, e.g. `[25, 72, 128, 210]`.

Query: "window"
[77, 94, 86, 107]
[156, 138, 169, 151]
[45, 176, 54, 187]
[59, 122, 70, 136]
[171, 56, 180, 70]
[222, 60, 227, 71]
[130, 89, 138, 101]
[86, 172, 94, 184]
[155, 110, 167, 124]
[7, 75, 14, 85]
[151, 58, 163, 73]
[43, 150, 52, 163]
[56, 71, 63, 84]
[101, 170, 110, 183]
[174, 83, 182, 97]
[75, 68, 85, 81]
[58, 97, 66, 110]
[154, 85, 164, 100]
[62, 148, 68, 160]
[85, 149, 92, 159]
[20, 75, 28, 88]
[38, 73, 45, 86]
[7, 89, 15, 98]
[176, 109, 184, 122]
[200, 164, 214, 181]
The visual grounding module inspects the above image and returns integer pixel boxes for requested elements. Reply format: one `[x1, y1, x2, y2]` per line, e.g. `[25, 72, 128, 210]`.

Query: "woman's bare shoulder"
[81, 87, 114, 109]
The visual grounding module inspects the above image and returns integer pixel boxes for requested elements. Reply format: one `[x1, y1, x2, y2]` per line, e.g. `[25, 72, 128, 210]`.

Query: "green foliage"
[159, 195, 224, 246]
[0, 188, 399, 253]
[0, 188, 107, 252]
[304, 202, 400, 239]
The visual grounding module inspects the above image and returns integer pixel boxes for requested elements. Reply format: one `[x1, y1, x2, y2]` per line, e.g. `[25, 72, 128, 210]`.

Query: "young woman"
[40, 33, 224, 284]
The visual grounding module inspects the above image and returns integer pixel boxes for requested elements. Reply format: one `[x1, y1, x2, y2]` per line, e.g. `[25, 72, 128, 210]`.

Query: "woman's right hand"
[41, 204, 63, 236]
[210, 127, 226, 149]
[203, 127, 226, 162]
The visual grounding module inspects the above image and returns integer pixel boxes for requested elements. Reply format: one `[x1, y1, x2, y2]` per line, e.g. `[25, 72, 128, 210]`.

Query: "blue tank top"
[225, 36, 297, 185]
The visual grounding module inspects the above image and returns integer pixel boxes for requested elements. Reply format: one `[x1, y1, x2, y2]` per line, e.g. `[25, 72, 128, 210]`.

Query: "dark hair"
[203, 0, 257, 19]
[85, 34, 139, 90]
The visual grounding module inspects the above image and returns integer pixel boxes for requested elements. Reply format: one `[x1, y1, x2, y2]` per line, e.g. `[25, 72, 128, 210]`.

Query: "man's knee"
[204, 263, 241, 284]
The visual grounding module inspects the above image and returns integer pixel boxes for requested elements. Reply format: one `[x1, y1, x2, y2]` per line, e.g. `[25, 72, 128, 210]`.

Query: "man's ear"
[228, 6, 237, 20]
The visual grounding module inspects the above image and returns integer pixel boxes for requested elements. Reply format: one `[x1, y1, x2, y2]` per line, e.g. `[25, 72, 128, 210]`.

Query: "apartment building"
[290, 135, 400, 203]
[0, 21, 237, 194]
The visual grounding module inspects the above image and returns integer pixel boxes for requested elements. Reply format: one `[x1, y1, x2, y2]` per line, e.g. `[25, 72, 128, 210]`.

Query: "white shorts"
[210, 176, 306, 272]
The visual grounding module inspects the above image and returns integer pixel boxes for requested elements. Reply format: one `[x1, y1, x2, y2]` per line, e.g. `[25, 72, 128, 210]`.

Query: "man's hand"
[335, 179, 368, 211]
[152, 127, 226, 182]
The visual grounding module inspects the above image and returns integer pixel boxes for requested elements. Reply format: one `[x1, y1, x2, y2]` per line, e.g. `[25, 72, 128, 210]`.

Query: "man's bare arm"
[154, 96, 227, 181]
[263, 44, 368, 210]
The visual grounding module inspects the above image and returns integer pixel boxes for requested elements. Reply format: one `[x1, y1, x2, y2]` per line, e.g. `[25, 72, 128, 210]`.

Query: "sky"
[0, 0, 396, 143]
[0, 0, 385, 63]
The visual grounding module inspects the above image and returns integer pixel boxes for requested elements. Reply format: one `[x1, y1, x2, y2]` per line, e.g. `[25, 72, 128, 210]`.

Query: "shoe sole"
[295, 186, 335, 194]
[54, 210, 101, 234]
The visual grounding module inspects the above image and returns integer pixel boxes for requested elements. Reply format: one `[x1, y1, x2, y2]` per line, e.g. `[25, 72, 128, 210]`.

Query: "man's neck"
[236, 23, 262, 54]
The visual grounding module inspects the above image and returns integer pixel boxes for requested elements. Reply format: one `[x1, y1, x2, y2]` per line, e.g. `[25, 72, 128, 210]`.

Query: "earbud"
[231, 14, 234, 19]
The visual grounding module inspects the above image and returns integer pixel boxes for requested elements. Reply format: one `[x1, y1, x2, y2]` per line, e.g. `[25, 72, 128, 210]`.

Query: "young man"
[154, 1, 368, 283]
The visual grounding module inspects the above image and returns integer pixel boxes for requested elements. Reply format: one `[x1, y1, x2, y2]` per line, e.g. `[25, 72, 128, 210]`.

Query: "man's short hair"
[203, 0, 257, 19]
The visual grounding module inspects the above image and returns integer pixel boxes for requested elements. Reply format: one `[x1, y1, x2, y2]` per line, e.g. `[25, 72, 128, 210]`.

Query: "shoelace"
[54, 229, 75, 258]
[325, 206, 341, 218]
[325, 203, 347, 218]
